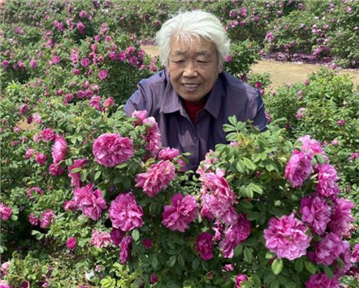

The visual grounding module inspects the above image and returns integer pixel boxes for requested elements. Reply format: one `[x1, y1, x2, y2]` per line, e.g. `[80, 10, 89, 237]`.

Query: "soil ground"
[142, 45, 359, 89]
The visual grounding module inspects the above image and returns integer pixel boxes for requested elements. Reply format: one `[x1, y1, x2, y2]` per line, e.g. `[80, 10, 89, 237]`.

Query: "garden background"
[1, 0, 359, 288]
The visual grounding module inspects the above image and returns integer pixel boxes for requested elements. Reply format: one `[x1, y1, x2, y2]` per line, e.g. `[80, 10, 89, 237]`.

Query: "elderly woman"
[124, 10, 267, 171]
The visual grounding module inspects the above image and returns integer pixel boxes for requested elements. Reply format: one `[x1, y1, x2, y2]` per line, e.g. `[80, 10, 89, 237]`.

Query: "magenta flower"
[2, 60, 9, 68]
[79, 10, 87, 18]
[143, 117, 162, 156]
[49, 163, 65, 176]
[29, 213, 39, 225]
[120, 235, 132, 264]
[98, 69, 108, 80]
[103, 97, 114, 109]
[314, 232, 344, 266]
[63, 200, 77, 211]
[305, 273, 339, 288]
[1, 262, 10, 275]
[300, 196, 331, 235]
[200, 168, 236, 204]
[196, 232, 214, 261]
[316, 163, 340, 198]
[158, 147, 180, 161]
[90, 230, 112, 248]
[337, 119, 345, 126]
[73, 183, 107, 221]
[298, 135, 324, 156]
[80, 57, 90, 67]
[235, 274, 248, 288]
[351, 244, 359, 263]
[89, 95, 101, 110]
[77, 22, 85, 34]
[162, 193, 199, 232]
[32, 113, 42, 124]
[51, 136, 67, 163]
[285, 150, 313, 188]
[41, 128, 56, 141]
[264, 213, 312, 260]
[109, 193, 143, 232]
[40, 209, 55, 228]
[201, 194, 238, 225]
[93, 133, 134, 167]
[135, 160, 175, 197]
[110, 228, 125, 246]
[131, 110, 148, 126]
[328, 198, 355, 236]
[53, 55, 60, 64]
[295, 107, 306, 119]
[349, 152, 359, 161]
[150, 274, 158, 284]
[35, 153, 47, 166]
[0, 203, 12, 221]
[143, 238, 153, 249]
[219, 214, 251, 258]
[25, 148, 35, 159]
[19, 104, 29, 115]
[66, 237, 77, 250]
[68, 158, 88, 187]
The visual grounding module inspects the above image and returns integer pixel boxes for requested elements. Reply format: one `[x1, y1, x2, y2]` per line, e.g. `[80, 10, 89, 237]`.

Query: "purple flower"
[305, 273, 339, 288]
[135, 160, 175, 197]
[219, 214, 251, 258]
[109, 193, 143, 232]
[40, 209, 55, 228]
[351, 243, 359, 263]
[1, 262, 10, 275]
[29, 213, 39, 225]
[90, 230, 112, 248]
[158, 147, 180, 161]
[111, 228, 125, 246]
[337, 119, 345, 126]
[235, 274, 248, 288]
[93, 133, 134, 167]
[80, 57, 90, 68]
[98, 69, 108, 80]
[49, 163, 65, 176]
[285, 150, 313, 188]
[316, 163, 340, 198]
[73, 183, 107, 221]
[35, 153, 47, 166]
[196, 232, 214, 260]
[300, 196, 331, 235]
[41, 128, 56, 141]
[25, 148, 35, 159]
[0, 203, 12, 221]
[29, 59, 38, 69]
[150, 274, 158, 284]
[298, 135, 324, 156]
[295, 107, 306, 119]
[143, 238, 153, 249]
[89, 95, 101, 110]
[314, 232, 344, 265]
[264, 213, 312, 260]
[119, 235, 132, 264]
[68, 158, 87, 187]
[77, 22, 85, 34]
[66, 237, 77, 250]
[103, 97, 114, 109]
[79, 10, 87, 18]
[328, 198, 355, 236]
[53, 55, 60, 64]
[2, 60, 9, 68]
[162, 193, 199, 232]
[51, 136, 67, 163]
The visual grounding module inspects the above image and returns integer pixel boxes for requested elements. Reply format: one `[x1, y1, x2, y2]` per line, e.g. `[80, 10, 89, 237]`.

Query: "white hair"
[155, 10, 231, 69]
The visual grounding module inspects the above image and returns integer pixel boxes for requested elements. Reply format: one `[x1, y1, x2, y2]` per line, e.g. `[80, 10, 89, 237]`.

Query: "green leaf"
[131, 229, 140, 241]
[236, 160, 245, 173]
[234, 244, 243, 256]
[239, 201, 254, 210]
[304, 260, 317, 274]
[192, 257, 200, 270]
[265, 251, 275, 259]
[168, 255, 176, 267]
[223, 124, 236, 132]
[323, 265, 333, 279]
[270, 278, 279, 288]
[243, 157, 256, 170]
[94, 171, 101, 181]
[243, 247, 253, 263]
[151, 256, 158, 269]
[228, 115, 238, 127]
[294, 258, 303, 272]
[178, 253, 185, 267]
[271, 258, 283, 275]
[248, 183, 263, 194]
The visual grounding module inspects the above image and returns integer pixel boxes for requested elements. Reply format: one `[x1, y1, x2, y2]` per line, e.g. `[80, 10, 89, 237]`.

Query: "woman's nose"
[183, 61, 198, 77]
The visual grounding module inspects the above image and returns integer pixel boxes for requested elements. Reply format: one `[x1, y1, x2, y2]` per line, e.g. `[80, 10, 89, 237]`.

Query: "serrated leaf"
[168, 255, 176, 267]
[265, 251, 275, 259]
[223, 124, 236, 132]
[236, 160, 245, 173]
[272, 258, 283, 275]
[243, 157, 256, 170]
[94, 171, 101, 181]
[192, 257, 200, 270]
[243, 247, 253, 263]
[323, 265, 333, 279]
[151, 256, 158, 269]
[178, 253, 185, 267]
[234, 244, 243, 256]
[294, 258, 303, 272]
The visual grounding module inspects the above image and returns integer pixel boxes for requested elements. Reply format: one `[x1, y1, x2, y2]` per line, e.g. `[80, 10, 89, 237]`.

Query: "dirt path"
[142, 45, 359, 89]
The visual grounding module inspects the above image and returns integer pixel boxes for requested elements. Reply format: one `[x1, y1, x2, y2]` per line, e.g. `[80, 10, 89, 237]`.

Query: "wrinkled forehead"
[169, 35, 217, 56]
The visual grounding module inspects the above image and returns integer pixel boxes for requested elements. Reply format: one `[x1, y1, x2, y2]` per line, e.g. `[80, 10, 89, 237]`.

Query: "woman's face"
[168, 36, 222, 103]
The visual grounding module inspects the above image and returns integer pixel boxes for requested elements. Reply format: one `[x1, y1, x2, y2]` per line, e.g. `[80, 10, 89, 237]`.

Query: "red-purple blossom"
[314, 232, 344, 266]
[68, 158, 87, 187]
[162, 193, 199, 232]
[49, 163, 65, 176]
[103, 97, 114, 109]
[143, 238, 153, 249]
[300, 195, 331, 235]
[73, 183, 107, 221]
[264, 213, 312, 260]
[89, 95, 101, 110]
[0, 203, 13, 221]
[35, 153, 47, 165]
[111, 228, 125, 246]
[298, 135, 324, 156]
[93, 133, 134, 167]
[305, 273, 339, 288]
[90, 230, 112, 248]
[29, 213, 39, 226]
[66, 237, 77, 250]
[235, 274, 248, 288]
[40, 209, 55, 228]
[328, 198, 355, 236]
[158, 147, 180, 161]
[285, 150, 313, 188]
[41, 128, 56, 142]
[131, 110, 148, 125]
[219, 214, 251, 258]
[196, 232, 214, 261]
[109, 193, 143, 232]
[80, 57, 90, 67]
[51, 136, 67, 163]
[119, 235, 132, 264]
[98, 69, 108, 80]
[316, 163, 340, 198]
